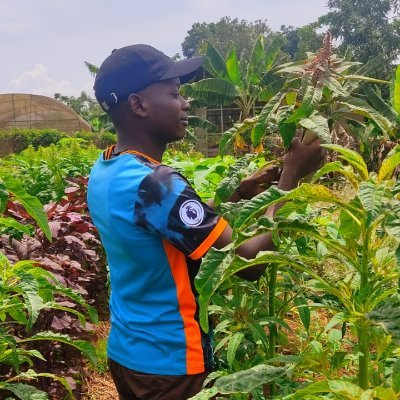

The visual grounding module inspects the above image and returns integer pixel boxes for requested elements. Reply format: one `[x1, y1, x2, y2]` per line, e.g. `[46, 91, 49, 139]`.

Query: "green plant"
[181, 35, 286, 152]
[0, 129, 68, 155]
[97, 131, 116, 148]
[0, 139, 100, 203]
[215, 32, 394, 157]
[0, 176, 99, 399]
[194, 144, 400, 396]
[0, 254, 98, 399]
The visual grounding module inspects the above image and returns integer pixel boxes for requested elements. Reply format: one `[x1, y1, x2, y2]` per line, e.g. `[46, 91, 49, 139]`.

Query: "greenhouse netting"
[0, 93, 91, 133]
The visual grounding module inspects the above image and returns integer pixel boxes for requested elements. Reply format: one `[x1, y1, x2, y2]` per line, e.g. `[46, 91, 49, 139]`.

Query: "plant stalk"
[268, 264, 278, 397]
[358, 227, 371, 389]
[357, 322, 369, 390]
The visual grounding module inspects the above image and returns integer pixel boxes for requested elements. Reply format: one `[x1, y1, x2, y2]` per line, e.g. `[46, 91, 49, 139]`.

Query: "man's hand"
[237, 164, 281, 200]
[279, 137, 325, 191]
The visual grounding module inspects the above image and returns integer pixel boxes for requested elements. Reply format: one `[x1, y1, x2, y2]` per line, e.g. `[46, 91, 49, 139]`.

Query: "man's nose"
[180, 96, 190, 110]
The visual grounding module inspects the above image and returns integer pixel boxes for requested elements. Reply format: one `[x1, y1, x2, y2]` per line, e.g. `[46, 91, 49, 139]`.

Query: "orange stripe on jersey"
[189, 217, 228, 260]
[162, 240, 205, 374]
[104, 146, 114, 160]
[121, 150, 160, 165]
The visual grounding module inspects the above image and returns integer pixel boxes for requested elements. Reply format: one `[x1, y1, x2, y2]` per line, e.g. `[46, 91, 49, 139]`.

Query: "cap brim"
[160, 56, 203, 84]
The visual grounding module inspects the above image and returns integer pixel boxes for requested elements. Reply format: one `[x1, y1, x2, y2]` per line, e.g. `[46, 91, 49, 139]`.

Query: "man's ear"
[128, 93, 148, 117]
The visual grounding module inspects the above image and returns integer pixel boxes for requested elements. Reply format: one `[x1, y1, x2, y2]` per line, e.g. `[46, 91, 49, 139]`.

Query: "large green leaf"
[364, 86, 397, 121]
[215, 364, 287, 393]
[392, 360, 400, 393]
[343, 75, 388, 84]
[219, 117, 258, 156]
[214, 156, 251, 206]
[299, 113, 331, 144]
[337, 98, 394, 136]
[233, 186, 285, 229]
[202, 41, 228, 79]
[187, 116, 218, 132]
[339, 201, 362, 242]
[181, 78, 238, 107]
[367, 295, 400, 345]
[15, 271, 44, 329]
[291, 380, 363, 399]
[322, 76, 349, 98]
[19, 331, 98, 367]
[311, 161, 359, 188]
[246, 35, 266, 85]
[0, 383, 48, 400]
[281, 183, 347, 208]
[361, 387, 398, 399]
[2, 177, 51, 241]
[343, 55, 385, 94]
[393, 65, 400, 115]
[264, 34, 286, 71]
[187, 388, 219, 400]
[10, 369, 73, 399]
[227, 332, 245, 370]
[196, 247, 235, 332]
[378, 151, 400, 182]
[0, 180, 9, 213]
[273, 219, 355, 263]
[285, 85, 323, 123]
[322, 144, 369, 180]
[0, 217, 33, 236]
[226, 46, 241, 86]
[278, 120, 297, 148]
[384, 209, 400, 242]
[294, 296, 310, 333]
[251, 92, 286, 146]
[359, 181, 390, 227]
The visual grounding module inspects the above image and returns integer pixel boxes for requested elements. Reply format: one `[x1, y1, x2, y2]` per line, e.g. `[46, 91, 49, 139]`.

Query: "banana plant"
[196, 144, 400, 393]
[181, 35, 286, 152]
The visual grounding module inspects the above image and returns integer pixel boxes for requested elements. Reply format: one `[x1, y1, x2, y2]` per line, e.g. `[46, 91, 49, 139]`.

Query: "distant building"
[0, 93, 91, 133]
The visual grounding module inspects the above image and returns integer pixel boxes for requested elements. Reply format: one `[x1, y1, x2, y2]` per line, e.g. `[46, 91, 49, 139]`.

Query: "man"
[87, 44, 323, 400]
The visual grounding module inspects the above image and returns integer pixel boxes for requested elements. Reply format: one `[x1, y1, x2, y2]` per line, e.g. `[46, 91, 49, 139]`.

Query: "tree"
[181, 17, 273, 59]
[54, 91, 99, 121]
[280, 23, 324, 60]
[54, 91, 110, 132]
[319, 0, 400, 78]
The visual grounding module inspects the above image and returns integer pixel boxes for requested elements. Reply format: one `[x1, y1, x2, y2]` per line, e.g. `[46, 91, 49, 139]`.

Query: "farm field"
[1, 30, 400, 400]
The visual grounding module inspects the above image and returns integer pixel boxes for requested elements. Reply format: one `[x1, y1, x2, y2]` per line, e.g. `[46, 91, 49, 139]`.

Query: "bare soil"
[80, 322, 118, 400]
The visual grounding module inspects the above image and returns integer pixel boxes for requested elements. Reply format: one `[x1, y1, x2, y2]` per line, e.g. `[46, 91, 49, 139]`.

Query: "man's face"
[139, 78, 190, 143]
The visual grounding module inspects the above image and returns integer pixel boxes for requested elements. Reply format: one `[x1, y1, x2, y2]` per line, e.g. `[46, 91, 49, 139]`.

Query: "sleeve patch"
[179, 200, 205, 227]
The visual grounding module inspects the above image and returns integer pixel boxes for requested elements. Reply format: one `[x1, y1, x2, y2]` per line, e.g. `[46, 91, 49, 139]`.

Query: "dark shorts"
[108, 358, 208, 400]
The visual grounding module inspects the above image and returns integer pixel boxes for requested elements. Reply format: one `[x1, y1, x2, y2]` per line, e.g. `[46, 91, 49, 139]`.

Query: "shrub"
[0, 129, 68, 155]
[0, 129, 118, 156]
[97, 131, 116, 148]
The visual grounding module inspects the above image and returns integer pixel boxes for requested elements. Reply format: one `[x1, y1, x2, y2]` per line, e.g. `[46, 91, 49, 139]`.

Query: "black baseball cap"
[94, 44, 203, 111]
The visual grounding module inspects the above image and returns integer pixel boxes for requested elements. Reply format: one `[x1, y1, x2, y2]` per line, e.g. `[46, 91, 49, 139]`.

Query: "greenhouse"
[0, 93, 91, 133]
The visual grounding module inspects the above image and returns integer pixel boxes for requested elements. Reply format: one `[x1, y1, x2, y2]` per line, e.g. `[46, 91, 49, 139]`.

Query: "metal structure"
[0, 93, 91, 133]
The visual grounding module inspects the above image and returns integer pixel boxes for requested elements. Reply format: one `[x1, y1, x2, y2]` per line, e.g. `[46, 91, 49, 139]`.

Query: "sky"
[1, 0, 329, 98]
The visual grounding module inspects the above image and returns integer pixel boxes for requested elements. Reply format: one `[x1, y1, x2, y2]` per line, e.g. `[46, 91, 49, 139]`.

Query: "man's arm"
[212, 138, 325, 281]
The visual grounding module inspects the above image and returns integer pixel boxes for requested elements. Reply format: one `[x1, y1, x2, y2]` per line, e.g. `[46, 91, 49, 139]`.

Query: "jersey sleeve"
[134, 165, 227, 259]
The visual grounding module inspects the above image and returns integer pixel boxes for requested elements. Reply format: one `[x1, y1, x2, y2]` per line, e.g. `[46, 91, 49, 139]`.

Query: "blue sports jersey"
[87, 147, 227, 375]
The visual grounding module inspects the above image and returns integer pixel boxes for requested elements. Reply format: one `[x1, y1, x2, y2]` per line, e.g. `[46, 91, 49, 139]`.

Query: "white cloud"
[0, 21, 29, 34]
[5, 64, 84, 97]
